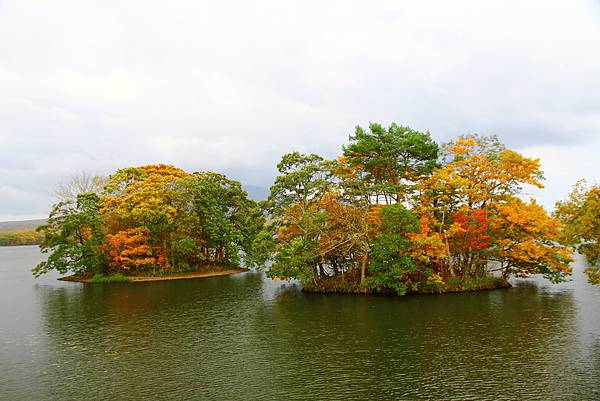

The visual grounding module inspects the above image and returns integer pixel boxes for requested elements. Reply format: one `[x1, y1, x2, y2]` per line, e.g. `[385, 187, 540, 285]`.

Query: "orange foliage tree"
[554, 180, 600, 284]
[417, 135, 572, 282]
[107, 228, 159, 272]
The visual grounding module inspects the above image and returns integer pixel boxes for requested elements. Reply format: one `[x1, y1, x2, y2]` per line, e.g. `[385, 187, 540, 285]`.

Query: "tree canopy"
[35, 123, 595, 292]
[254, 125, 574, 294]
[555, 181, 600, 284]
[35, 165, 262, 278]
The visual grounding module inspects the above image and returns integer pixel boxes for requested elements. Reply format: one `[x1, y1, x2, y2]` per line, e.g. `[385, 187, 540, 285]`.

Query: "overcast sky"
[1, 0, 600, 220]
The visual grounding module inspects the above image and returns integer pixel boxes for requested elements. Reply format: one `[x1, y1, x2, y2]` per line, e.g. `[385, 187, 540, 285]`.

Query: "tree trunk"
[360, 250, 369, 285]
[502, 265, 510, 281]
[333, 260, 340, 276]
[444, 233, 454, 277]
[162, 238, 169, 270]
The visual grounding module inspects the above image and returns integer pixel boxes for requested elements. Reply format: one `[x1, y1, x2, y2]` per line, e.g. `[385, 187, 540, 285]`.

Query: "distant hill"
[0, 219, 47, 234]
[243, 185, 269, 201]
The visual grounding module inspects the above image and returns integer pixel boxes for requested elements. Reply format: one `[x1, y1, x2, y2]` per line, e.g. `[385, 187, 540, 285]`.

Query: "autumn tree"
[555, 180, 600, 284]
[492, 198, 573, 283]
[418, 134, 572, 282]
[101, 164, 191, 269]
[317, 193, 382, 284]
[108, 228, 159, 272]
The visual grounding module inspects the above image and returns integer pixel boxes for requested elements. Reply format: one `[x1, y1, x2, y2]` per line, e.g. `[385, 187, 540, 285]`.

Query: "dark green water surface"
[0, 245, 598, 400]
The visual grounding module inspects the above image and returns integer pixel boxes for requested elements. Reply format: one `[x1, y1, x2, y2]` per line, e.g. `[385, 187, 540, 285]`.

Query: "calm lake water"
[0, 246, 598, 400]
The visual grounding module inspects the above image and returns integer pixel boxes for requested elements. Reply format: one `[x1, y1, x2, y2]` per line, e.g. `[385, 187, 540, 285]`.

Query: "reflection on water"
[0, 246, 598, 400]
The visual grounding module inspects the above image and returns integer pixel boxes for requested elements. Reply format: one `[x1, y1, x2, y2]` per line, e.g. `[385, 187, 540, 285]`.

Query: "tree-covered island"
[34, 165, 264, 282]
[35, 123, 599, 290]
[251, 125, 575, 294]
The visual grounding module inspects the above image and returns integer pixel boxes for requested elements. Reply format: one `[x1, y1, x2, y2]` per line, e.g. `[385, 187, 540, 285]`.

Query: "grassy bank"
[91, 273, 132, 283]
[59, 268, 249, 283]
[302, 271, 510, 296]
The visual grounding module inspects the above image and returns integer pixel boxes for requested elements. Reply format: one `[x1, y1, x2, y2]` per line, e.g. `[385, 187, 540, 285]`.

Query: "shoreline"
[301, 276, 511, 296]
[58, 268, 250, 283]
[302, 281, 512, 296]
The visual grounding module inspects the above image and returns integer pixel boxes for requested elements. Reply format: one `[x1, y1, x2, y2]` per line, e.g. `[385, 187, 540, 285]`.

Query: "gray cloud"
[1, 0, 600, 219]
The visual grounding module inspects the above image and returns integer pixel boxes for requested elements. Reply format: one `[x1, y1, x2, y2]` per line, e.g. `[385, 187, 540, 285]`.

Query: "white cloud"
[1, 0, 600, 219]
[520, 138, 600, 211]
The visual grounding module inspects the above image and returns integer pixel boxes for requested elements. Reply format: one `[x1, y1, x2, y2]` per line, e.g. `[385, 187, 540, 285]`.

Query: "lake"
[0, 245, 598, 400]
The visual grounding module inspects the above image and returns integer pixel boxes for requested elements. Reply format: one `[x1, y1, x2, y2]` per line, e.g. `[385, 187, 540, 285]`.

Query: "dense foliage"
[555, 181, 600, 284]
[34, 165, 263, 278]
[253, 124, 574, 294]
[35, 123, 598, 291]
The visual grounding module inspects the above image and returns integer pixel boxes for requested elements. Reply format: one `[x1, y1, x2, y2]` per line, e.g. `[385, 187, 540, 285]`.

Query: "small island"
[254, 125, 575, 295]
[35, 165, 264, 283]
[35, 123, 599, 291]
